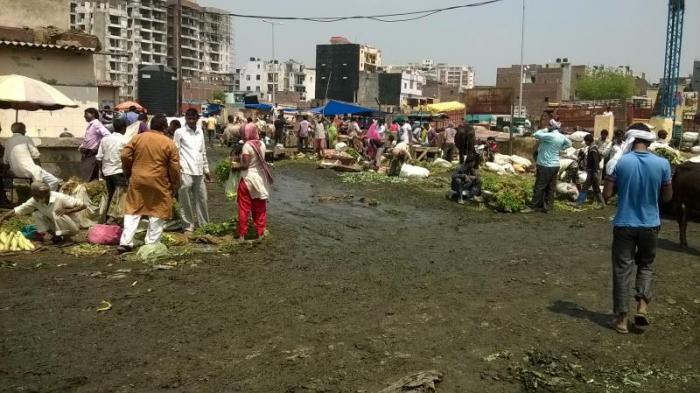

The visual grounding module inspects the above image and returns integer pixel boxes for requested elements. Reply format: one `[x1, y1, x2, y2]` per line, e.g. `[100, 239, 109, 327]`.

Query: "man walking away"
[96, 117, 128, 221]
[603, 123, 672, 334]
[577, 133, 604, 207]
[524, 117, 571, 213]
[442, 123, 458, 162]
[4, 122, 61, 190]
[118, 115, 181, 253]
[80, 108, 111, 182]
[273, 114, 286, 147]
[175, 108, 212, 233]
[206, 114, 217, 145]
[298, 116, 310, 152]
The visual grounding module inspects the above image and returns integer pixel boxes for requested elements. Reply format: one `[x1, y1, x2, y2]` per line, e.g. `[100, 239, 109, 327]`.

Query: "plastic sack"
[224, 171, 240, 200]
[682, 132, 698, 142]
[432, 158, 452, 168]
[106, 185, 126, 219]
[556, 182, 579, 201]
[87, 224, 122, 245]
[335, 142, 348, 151]
[493, 153, 513, 166]
[569, 131, 590, 142]
[578, 170, 588, 184]
[510, 154, 532, 168]
[483, 161, 514, 175]
[135, 242, 168, 261]
[691, 146, 700, 154]
[71, 184, 107, 228]
[399, 164, 430, 178]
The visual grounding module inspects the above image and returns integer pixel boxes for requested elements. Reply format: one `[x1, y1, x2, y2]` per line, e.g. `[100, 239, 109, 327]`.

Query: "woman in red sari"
[234, 125, 273, 240]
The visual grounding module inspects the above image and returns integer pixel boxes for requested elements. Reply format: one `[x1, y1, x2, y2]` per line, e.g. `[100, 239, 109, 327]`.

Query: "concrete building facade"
[436, 64, 475, 91]
[237, 58, 315, 103]
[315, 41, 382, 103]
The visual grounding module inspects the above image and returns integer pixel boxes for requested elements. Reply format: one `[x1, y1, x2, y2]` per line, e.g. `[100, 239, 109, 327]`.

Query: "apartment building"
[237, 58, 315, 102]
[315, 41, 383, 102]
[72, 0, 233, 101]
[436, 64, 475, 91]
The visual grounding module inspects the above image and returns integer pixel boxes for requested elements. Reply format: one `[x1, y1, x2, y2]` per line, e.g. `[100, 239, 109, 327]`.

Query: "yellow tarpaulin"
[419, 101, 465, 114]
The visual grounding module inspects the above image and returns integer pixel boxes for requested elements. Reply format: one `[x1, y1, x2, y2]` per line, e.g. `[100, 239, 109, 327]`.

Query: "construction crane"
[657, 0, 685, 121]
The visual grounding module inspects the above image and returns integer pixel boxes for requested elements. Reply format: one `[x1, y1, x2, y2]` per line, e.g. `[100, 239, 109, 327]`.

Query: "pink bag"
[87, 224, 122, 245]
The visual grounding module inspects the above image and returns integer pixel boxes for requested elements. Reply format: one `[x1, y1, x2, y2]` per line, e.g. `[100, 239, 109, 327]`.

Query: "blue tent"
[245, 103, 274, 111]
[310, 100, 377, 116]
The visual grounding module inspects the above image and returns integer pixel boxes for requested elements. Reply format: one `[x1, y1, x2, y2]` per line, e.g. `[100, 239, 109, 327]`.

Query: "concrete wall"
[0, 137, 83, 180]
[357, 72, 379, 109]
[0, 46, 98, 137]
[0, 0, 71, 30]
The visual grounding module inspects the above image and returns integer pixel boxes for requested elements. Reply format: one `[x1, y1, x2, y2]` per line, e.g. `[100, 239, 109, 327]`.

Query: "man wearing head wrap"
[523, 115, 572, 213]
[0, 181, 86, 244]
[603, 123, 673, 334]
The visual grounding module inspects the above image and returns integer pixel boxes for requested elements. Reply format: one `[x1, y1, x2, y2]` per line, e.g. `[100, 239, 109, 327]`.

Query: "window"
[257, 64, 260, 69]
[256, 86, 261, 92]
[544, 97, 549, 102]
[404, 83, 407, 89]
[246, 75, 250, 81]
[256, 75, 260, 80]
[246, 86, 251, 91]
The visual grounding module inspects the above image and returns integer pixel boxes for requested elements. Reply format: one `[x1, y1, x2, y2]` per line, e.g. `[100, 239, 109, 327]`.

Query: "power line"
[225, 0, 507, 23]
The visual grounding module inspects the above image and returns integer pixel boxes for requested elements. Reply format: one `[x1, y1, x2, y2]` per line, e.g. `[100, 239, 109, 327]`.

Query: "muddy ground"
[1, 155, 699, 393]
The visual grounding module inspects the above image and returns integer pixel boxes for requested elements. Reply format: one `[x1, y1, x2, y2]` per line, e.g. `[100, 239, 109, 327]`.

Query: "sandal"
[634, 312, 650, 327]
[611, 321, 629, 334]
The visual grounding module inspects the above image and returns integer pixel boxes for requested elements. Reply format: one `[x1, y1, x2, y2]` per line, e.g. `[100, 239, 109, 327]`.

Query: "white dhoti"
[120, 215, 166, 247]
[32, 211, 80, 237]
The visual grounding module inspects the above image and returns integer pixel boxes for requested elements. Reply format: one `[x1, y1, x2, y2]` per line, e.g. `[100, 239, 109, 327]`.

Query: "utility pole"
[513, 0, 526, 155]
[262, 20, 282, 106]
[175, 0, 182, 115]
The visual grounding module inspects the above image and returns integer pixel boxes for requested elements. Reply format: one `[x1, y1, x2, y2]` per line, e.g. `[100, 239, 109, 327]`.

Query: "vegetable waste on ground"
[480, 171, 534, 213]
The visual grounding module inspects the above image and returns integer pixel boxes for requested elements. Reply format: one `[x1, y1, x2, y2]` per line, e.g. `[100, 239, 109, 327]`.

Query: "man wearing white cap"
[603, 123, 673, 334]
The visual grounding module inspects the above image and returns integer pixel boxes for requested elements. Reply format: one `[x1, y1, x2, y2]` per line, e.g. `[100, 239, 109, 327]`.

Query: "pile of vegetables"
[480, 171, 534, 213]
[214, 160, 232, 184]
[60, 177, 106, 204]
[64, 244, 108, 257]
[0, 231, 35, 251]
[654, 148, 683, 167]
[194, 219, 238, 236]
[0, 216, 32, 232]
[340, 172, 408, 185]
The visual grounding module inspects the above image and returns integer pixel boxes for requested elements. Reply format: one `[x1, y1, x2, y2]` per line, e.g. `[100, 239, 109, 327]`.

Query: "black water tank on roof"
[138, 64, 177, 116]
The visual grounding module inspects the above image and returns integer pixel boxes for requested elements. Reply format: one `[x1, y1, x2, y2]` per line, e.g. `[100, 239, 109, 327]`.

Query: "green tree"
[575, 69, 636, 100]
[212, 90, 227, 103]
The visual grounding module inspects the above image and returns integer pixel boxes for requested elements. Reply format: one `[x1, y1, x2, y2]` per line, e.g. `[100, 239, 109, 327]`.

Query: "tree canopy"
[212, 90, 227, 103]
[575, 69, 637, 100]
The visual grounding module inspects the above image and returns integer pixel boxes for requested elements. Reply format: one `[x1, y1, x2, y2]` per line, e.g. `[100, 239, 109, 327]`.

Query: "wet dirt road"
[1, 161, 699, 392]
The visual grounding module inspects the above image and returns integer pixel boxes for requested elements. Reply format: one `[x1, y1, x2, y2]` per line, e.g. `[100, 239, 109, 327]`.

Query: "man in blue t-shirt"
[523, 114, 571, 213]
[603, 123, 673, 334]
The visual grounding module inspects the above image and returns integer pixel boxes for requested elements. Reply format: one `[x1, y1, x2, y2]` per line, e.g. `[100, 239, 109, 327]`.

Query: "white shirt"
[96, 132, 127, 176]
[14, 191, 82, 217]
[603, 111, 614, 116]
[315, 122, 326, 139]
[3, 133, 42, 179]
[400, 123, 412, 144]
[174, 125, 210, 176]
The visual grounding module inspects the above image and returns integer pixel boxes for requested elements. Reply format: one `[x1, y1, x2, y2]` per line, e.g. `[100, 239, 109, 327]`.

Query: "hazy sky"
[201, 0, 699, 85]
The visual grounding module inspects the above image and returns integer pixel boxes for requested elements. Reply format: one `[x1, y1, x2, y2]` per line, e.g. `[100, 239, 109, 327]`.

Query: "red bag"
[87, 224, 122, 245]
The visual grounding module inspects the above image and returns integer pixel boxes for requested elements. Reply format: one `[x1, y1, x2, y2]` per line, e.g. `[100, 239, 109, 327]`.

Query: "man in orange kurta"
[118, 115, 181, 253]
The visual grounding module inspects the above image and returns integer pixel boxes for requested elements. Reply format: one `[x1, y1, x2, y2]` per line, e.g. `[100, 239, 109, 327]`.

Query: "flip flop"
[634, 313, 650, 327]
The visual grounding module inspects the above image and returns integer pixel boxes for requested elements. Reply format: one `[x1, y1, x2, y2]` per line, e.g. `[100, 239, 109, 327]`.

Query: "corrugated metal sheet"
[0, 40, 96, 52]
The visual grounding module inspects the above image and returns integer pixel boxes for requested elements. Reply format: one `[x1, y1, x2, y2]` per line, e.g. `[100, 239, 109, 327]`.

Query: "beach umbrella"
[0, 74, 78, 120]
[115, 101, 145, 112]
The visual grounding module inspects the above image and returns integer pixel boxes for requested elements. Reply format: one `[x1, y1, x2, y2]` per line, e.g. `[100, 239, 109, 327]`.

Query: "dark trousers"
[298, 136, 308, 152]
[582, 170, 604, 203]
[104, 173, 127, 218]
[531, 165, 559, 211]
[612, 226, 659, 314]
[443, 143, 456, 162]
[207, 129, 215, 143]
[79, 149, 99, 182]
[458, 147, 467, 164]
[451, 175, 481, 200]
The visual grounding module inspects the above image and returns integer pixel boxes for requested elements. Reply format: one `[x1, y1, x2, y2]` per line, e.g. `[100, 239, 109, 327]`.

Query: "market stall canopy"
[310, 100, 378, 116]
[115, 101, 145, 112]
[420, 101, 465, 114]
[245, 103, 274, 111]
[0, 74, 78, 111]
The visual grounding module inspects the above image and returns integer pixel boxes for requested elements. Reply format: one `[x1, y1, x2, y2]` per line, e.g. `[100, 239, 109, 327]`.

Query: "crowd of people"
[0, 105, 273, 251]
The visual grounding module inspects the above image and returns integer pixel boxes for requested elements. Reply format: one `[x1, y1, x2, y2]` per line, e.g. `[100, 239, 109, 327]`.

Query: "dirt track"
[1, 160, 699, 392]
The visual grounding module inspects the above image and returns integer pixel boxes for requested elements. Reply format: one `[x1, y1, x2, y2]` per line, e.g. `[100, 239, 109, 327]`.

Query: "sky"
[201, 0, 699, 85]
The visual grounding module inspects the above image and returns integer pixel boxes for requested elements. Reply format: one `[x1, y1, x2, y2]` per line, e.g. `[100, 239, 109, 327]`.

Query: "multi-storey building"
[72, 0, 233, 101]
[237, 58, 315, 102]
[435, 63, 475, 91]
[315, 40, 383, 102]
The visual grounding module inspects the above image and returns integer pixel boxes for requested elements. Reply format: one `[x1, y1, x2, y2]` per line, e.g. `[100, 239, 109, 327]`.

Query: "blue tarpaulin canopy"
[310, 100, 377, 116]
[245, 103, 274, 111]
